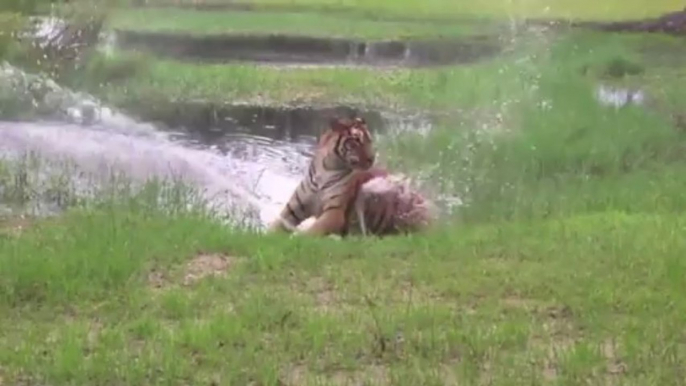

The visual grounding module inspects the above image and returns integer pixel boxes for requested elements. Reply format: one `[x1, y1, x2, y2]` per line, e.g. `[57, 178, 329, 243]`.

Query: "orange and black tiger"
[267, 116, 376, 237]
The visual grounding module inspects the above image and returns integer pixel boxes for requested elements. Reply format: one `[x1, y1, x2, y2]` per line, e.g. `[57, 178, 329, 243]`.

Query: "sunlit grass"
[92, 55, 525, 111]
[108, 8, 496, 39]
[136, 0, 683, 21]
[86, 31, 685, 114]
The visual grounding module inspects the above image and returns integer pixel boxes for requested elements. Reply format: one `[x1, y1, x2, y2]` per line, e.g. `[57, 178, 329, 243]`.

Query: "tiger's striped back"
[267, 116, 376, 235]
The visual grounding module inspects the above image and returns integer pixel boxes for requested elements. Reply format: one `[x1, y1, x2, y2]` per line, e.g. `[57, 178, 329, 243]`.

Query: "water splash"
[595, 84, 645, 108]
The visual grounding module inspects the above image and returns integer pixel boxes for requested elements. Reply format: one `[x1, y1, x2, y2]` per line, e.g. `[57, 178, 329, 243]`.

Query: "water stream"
[0, 78, 435, 227]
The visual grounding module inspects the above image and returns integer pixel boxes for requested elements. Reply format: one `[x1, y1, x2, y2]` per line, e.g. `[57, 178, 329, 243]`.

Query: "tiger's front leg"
[298, 208, 347, 237]
[298, 169, 379, 237]
[266, 185, 313, 234]
[266, 216, 298, 233]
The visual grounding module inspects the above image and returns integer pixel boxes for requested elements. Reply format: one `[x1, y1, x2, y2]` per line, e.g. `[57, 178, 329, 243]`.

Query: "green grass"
[108, 8, 497, 39]
[84, 31, 685, 115]
[88, 54, 519, 110]
[1, 199, 685, 384]
[79, 30, 537, 111]
[137, 0, 683, 21]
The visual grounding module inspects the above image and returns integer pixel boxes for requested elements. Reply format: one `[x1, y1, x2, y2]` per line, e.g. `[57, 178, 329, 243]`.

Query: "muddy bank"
[525, 8, 686, 36]
[580, 8, 686, 35]
[111, 30, 503, 67]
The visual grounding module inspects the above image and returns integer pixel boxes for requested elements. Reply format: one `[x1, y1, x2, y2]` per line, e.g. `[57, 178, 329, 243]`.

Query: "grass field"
[134, 0, 684, 21]
[108, 8, 497, 39]
[3, 1, 686, 384]
[1, 207, 685, 385]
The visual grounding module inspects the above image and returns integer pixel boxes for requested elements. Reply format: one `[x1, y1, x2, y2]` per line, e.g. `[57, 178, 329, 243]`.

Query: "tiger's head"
[323, 116, 376, 170]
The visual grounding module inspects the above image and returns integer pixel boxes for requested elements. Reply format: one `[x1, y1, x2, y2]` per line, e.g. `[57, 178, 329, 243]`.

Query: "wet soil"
[112, 30, 503, 67]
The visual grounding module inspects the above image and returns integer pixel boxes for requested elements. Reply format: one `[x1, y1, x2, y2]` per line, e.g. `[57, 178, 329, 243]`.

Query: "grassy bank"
[1, 193, 685, 384]
[1, 137, 685, 384]
[108, 8, 497, 39]
[84, 31, 685, 114]
[134, 0, 683, 21]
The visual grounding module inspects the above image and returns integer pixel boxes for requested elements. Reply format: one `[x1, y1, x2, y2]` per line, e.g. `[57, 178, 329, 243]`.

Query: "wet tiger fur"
[267, 116, 376, 237]
[346, 167, 436, 237]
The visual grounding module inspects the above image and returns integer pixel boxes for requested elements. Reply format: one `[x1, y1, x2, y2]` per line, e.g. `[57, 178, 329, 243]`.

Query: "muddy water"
[0, 103, 433, 227]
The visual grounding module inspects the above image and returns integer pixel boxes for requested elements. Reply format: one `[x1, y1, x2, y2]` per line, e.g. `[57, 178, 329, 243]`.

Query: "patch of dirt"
[332, 365, 390, 386]
[291, 276, 345, 313]
[528, 305, 580, 381]
[280, 364, 307, 385]
[0, 216, 34, 237]
[147, 269, 168, 290]
[281, 364, 390, 386]
[147, 253, 238, 289]
[183, 253, 236, 285]
[308, 277, 338, 310]
[83, 320, 104, 357]
[297, 276, 444, 315]
[501, 296, 547, 311]
[540, 337, 628, 383]
[602, 339, 628, 377]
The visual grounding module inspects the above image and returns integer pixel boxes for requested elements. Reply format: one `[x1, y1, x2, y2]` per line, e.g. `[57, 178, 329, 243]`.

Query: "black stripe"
[320, 171, 350, 191]
[327, 193, 342, 201]
[333, 134, 346, 161]
[322, 203, 343, 212]
[294, 187, 305, 209]
[307, 162, 318, 188]
[327, 135, 356, 169]
[297, 179, 314, 196]
[286, 202, 302, 222]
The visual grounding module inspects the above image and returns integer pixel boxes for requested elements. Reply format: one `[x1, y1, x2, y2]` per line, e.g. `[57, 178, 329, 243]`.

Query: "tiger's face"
[329, 117, 376, 169]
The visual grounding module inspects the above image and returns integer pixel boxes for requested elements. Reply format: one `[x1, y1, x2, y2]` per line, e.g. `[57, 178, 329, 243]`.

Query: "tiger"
[266, 116, 376, 237]
[346, 166, 436, 237]
[294, 166, 436, 238]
